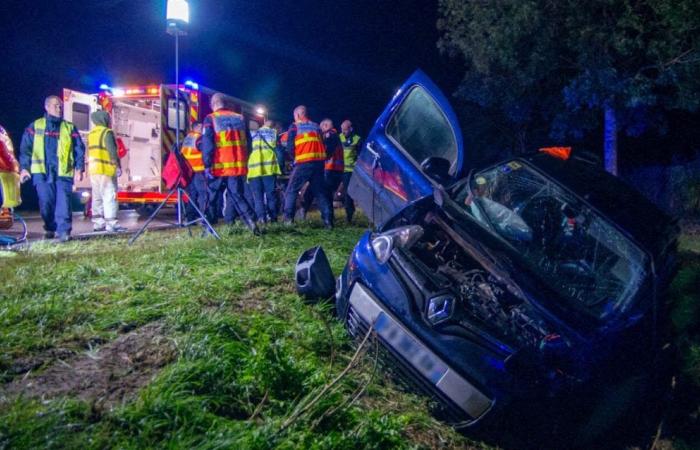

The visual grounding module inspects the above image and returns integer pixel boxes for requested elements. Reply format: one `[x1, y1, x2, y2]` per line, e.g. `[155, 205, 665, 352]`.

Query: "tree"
[438, 0, 700, 174]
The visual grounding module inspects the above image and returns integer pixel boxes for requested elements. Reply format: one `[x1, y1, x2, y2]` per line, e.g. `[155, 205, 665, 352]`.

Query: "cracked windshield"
[454, 161, 648, 320]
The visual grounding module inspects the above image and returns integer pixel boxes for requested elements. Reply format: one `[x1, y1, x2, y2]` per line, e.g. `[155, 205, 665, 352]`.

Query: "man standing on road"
[87, 111, 124, 233]
[248, 120, 281, 223]
[201, 93, 258, 234]
[282, 106, 333, 228]
[340, 120, 360, 223]
[19, 95, 85, 242]
[180, 122, 208, 221]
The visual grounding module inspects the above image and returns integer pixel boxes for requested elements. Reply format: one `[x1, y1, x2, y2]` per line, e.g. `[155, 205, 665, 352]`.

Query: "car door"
[348, 70, 465, 228]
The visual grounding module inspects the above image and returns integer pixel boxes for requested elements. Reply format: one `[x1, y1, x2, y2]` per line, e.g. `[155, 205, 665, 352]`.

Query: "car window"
[452, 160, 648, 320]
[386, 86, 458, 175]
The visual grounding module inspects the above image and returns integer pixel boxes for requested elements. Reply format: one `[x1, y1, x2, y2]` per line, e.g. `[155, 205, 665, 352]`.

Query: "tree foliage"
[437, 0, 700, 159]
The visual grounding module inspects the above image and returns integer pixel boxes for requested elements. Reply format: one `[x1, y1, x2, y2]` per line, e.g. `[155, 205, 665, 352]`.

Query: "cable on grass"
[278, 323, 375, 433]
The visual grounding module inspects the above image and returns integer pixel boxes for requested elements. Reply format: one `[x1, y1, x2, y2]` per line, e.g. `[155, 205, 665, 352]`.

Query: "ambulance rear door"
[63, 88, 98, 189]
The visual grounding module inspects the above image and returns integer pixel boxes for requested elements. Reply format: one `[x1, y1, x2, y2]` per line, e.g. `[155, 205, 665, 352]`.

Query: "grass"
[0, 213, 698, 449]
[0, 214, 481, 449]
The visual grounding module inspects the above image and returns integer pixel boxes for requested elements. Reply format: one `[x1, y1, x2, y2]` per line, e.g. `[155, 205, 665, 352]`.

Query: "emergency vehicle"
[63, 82, 266, 213]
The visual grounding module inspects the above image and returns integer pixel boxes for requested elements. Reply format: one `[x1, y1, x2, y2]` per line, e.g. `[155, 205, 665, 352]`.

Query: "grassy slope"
[0, 218, 486, 450]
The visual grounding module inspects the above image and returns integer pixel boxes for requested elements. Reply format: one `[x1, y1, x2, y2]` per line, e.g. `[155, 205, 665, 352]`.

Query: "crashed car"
[297, 70, 678, 441]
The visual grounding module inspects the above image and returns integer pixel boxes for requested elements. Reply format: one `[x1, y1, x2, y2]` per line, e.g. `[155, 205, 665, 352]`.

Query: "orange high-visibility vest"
[324, 129, 344, 172]
[209, 109, 247, 177]
[181, 130, 204, 172]
[293, 121, 326, 165]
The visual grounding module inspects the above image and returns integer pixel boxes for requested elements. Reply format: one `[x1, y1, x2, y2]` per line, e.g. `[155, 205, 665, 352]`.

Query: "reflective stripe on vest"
[181, 131, 204, 172]
[87, 125, 117, 177]
[248, 127, 281, 179]
[210, 110, 247, 177]
[341, 133, 361, 173]
[31, 118, 74, 177]
[324, 129, 344, 172]
[293, 121, 325, 164]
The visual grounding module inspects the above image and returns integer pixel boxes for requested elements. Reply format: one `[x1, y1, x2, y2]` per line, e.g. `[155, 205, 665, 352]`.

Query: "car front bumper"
[346, 281, 494, 425]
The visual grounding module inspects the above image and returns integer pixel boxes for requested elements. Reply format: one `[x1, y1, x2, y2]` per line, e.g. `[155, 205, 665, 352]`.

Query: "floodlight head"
[166, 0, 189, 35]
[256, 106, 266, 116]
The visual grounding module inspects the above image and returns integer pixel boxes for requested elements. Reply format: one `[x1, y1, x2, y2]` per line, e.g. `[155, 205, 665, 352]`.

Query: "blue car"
[297, 70, 679, 444]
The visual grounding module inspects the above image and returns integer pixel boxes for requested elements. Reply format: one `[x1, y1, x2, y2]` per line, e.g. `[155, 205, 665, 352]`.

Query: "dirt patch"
[0, 322, 175, 409]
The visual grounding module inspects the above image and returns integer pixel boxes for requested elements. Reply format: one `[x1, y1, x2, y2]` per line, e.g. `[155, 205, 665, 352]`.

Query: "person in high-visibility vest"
[87, 111, 124, 233]
[181, 122, 208, 221]
[340, 120, 361, 223]
[282, 105, 333, 228]
[19, 95, 85, 242]
[248, 120, 281, 223]
[300, 118, 344, 221]
[201, 92, 258, 234]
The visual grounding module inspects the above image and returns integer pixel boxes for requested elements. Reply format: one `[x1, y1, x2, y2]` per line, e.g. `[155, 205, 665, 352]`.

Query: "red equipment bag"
[116, 137, 128, 159]
[162, 149, 194, 190]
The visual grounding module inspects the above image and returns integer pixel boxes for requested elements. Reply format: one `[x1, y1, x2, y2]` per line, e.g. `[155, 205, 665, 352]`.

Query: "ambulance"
[63, 82, 267, 214]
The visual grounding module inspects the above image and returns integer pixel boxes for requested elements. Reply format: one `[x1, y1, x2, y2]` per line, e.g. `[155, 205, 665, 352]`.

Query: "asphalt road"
[4, 208, 182, 244]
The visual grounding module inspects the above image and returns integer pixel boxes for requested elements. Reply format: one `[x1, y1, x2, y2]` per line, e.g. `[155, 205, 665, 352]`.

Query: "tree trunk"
[603, 104, 618, 176]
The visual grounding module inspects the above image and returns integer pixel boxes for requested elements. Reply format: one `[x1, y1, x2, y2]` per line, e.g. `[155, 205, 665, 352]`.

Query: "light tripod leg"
[180, 187, 220, 239]
[128, 188, 177, 245]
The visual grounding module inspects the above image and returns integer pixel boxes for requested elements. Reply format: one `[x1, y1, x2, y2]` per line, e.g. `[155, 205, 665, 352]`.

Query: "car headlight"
[370, 225, 424, 264]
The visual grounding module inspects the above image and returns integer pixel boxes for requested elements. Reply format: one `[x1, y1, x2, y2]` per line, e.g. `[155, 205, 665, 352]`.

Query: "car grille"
[347, 304, 475, 426]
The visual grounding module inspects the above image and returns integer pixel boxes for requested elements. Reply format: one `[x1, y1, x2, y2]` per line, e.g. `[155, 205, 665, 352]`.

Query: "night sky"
[1, 0, 461, 143]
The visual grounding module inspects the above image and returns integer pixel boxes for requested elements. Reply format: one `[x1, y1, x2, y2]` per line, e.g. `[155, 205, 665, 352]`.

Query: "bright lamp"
[167, 0, 189, 24]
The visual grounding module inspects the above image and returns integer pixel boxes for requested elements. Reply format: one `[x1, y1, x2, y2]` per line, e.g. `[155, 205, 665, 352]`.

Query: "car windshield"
[451, 160, 648, 320]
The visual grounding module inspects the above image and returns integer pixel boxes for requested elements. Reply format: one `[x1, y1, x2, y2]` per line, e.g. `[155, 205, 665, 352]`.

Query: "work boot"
[323, 220, 333, 230]
[43, 231, 56, 239]
[56, 233, 71, 243]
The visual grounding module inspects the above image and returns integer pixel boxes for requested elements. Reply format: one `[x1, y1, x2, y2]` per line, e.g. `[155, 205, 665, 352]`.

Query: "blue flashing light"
[99, 83, 110, 90]
[184, 80, 199, 90]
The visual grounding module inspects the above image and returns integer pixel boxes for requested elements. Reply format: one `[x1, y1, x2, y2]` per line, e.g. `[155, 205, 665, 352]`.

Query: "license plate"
[374, 312, 448, 384]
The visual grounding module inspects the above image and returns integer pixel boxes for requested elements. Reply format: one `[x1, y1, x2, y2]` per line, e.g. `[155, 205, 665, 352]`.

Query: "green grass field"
[0, 216, 698, 449]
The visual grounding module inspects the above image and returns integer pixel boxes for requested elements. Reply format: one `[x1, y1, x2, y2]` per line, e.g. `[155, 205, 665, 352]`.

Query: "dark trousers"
[302, 170, 342, 214]
[249, 175, 278, 222]
[283, 161, 332, 224]
[207, 176, 256, 225]
[224, 179, 257, 223]
[185, 172, 208, 221]
[342, 171, 355, 221]
[34, 176, 73, 235]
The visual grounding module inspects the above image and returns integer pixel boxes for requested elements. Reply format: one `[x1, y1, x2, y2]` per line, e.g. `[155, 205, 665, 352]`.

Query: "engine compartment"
[409, 220, 560, 352]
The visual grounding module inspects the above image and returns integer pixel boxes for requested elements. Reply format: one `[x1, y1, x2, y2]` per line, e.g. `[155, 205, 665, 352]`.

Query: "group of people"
[180, 94, 362, 234]
[6, 92, 363, 241]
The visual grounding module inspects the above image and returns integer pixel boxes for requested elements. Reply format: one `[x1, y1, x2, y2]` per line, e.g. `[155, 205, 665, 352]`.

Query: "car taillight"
[370, 225, 424, 263]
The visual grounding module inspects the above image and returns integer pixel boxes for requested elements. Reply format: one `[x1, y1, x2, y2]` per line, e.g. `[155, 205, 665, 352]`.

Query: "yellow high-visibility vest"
[248, 126, 281, 180]
[87, 125, 117, 177]
[341, 133, 361, 173]
[31, 118, 74, 177]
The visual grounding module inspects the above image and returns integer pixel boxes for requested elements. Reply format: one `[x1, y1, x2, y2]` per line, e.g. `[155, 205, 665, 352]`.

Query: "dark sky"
[1, 0, 461, 142]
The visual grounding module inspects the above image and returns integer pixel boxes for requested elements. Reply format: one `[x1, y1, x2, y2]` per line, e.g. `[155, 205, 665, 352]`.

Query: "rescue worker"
[19, 95, 85, 242]
[340, 120, 361, 223]
[248, 120, 281, 223]
[201, 92, 258, 234]
[87, 111, 125, 232]
[300, 118, 344, 221]
[282, 106, 333, 228]
[180, 122, 208, 221]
